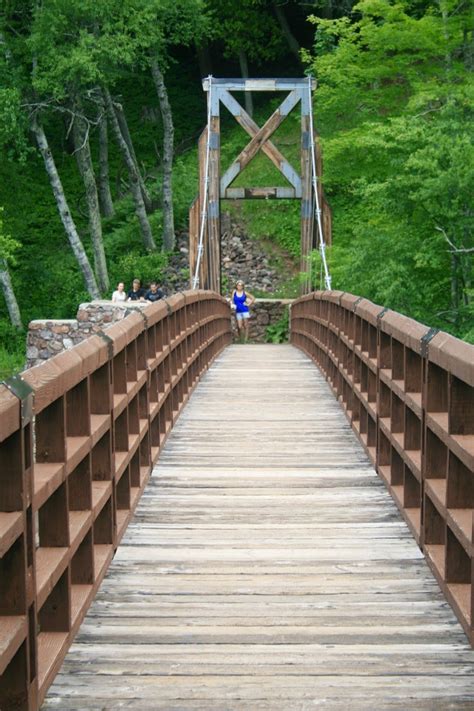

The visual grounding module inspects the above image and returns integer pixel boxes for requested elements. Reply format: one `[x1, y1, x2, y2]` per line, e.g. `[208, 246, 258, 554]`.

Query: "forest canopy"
[0, 0, 472, 375]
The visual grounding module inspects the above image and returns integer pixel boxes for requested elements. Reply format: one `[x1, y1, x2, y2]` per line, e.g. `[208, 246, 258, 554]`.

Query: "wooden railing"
[291, 291, 474, 645]
[0, 291, 231, 711]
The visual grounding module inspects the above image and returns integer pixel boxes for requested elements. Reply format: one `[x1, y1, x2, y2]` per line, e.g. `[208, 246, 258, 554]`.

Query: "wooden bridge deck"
[43, 345, 474, 710]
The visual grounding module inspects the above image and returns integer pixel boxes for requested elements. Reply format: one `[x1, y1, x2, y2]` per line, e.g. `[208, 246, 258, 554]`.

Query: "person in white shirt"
[111, 281, 127, 303]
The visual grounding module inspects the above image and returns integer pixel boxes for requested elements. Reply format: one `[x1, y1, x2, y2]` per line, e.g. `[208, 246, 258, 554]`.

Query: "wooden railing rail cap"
[322, 290, 345, 304]
[70, 335, 110, 373]
[428, 332, 474, 385]
[198, 289, 213, 301]
[104, 311, 144, 354]
[22, 348, 87, 414]
[340, 293, 363, 311]
[142, 299, 169, 327]
[0, 384, 21, 442]
[378, 310, 430, 353]
[295, 293, 316, 304]
[196, 289, 229, 304]
[354, 299, 384, 326]
[182, 291, 200, 305]
[20, 334, 109, 414]
[164, 292, 186, 311]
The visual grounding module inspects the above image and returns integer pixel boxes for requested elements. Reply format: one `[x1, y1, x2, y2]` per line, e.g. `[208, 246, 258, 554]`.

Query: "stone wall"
[26, 301, 147, 369]
[26, 298, 293, 368]
[231, 299, 292, 343]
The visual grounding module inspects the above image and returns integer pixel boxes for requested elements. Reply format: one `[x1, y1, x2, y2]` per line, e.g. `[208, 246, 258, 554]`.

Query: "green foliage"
[29, 0, 209, 99]
[305, 0, 474, 340]
[265, 307, 289, 343]
[0, 321, 26, 380]
[0, 207, 20, 264]
[208, 0, 285, 63]
[0, 88, 31, 161]
[111, 251, 168, 290]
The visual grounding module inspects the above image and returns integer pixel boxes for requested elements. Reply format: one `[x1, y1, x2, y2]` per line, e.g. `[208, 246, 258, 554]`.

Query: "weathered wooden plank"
[224, 187, 297, 199]
[202, 78, 316, 91]
[43, 345, 474, 710]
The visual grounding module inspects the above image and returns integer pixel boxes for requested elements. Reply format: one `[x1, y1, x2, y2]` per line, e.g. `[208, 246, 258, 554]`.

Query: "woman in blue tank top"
[232, 280, 255, 342]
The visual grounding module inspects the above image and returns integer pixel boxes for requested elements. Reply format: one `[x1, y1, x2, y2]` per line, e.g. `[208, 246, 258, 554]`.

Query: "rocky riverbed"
[164, 213, 297, 297]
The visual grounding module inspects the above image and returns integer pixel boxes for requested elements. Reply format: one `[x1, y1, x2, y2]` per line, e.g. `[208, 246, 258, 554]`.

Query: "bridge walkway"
[43, 345, 474, 710]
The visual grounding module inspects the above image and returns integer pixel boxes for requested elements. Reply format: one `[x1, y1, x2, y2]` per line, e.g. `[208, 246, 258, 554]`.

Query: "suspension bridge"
[1, 80, 474, 710]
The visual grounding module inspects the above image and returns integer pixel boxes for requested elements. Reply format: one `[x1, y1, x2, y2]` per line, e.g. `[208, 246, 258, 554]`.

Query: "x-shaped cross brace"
[219, 89, 302, 198]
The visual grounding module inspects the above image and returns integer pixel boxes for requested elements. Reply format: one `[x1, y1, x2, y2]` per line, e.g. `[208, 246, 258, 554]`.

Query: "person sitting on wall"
[145, 281, 165, 302]
[127, 278, 145, 301]
[111, 281, 127, 303]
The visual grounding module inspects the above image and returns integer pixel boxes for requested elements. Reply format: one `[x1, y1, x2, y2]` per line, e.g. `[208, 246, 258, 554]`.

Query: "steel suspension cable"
[307, 76, 332, 291]
[192, 75, 213, 290]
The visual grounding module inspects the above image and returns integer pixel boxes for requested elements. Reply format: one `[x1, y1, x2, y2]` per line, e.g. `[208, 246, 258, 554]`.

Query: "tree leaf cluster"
[305, 0, 473, 340]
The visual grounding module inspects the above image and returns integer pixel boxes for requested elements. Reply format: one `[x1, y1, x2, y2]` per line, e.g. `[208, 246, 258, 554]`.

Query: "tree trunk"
[115, 102, 153, 212]
[72, 106, 109, 292]
[451, 252, 459, 318]
[150, 56, 175, 252]
[196, 40, 212, 77]
[238, 50, 253, 118]
[463, 28, 474, 71]
[31, 116, 101, 299]
[0, 259, 22, 329]
[103, 88, 157, 252]
[97, 92, 115, 218]
[273, 2, 302, 62]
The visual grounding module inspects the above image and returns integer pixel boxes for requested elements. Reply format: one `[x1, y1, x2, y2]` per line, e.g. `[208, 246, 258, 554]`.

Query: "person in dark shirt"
[145, 281, 165, 302]
[127, 278, 145, 301]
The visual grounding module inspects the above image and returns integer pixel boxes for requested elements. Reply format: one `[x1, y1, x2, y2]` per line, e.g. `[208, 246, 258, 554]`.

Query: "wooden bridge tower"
[189, 77, 332, 294]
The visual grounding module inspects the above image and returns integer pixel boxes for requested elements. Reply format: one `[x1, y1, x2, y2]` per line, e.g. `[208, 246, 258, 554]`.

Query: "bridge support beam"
[207, 115, 221, 293]
[300, 94, 314, 295]
[189, 78, 332, 295]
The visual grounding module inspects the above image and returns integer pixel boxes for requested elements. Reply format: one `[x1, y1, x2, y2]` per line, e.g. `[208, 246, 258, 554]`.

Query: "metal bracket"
[97, 330, 115, 361]
[420, 327, 439, 358]
[163, 300, 173, 316]
[377, 307, 389, 322]
[353, 296, 364, 312]
[139, 310, 149, 329]
[2, 374, 34, 425]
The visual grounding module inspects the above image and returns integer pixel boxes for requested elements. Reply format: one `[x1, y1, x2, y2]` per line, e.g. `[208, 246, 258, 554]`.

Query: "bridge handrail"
[290, 290, 474, 645]
[0, 290, 231, 710]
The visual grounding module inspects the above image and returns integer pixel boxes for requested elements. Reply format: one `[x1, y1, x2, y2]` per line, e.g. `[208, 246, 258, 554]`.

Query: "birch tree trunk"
[238, 50, 253, 118]
[103, 88, 157, 252]
[150, 57, 175, 252]
[0, 259, 22, 329]
[451, 252, 459, 323]
[72, 108, 109, 292]
[97, 93, 115, 218]
[115, 102, 153, 212]
[31, 116, 101, 299]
